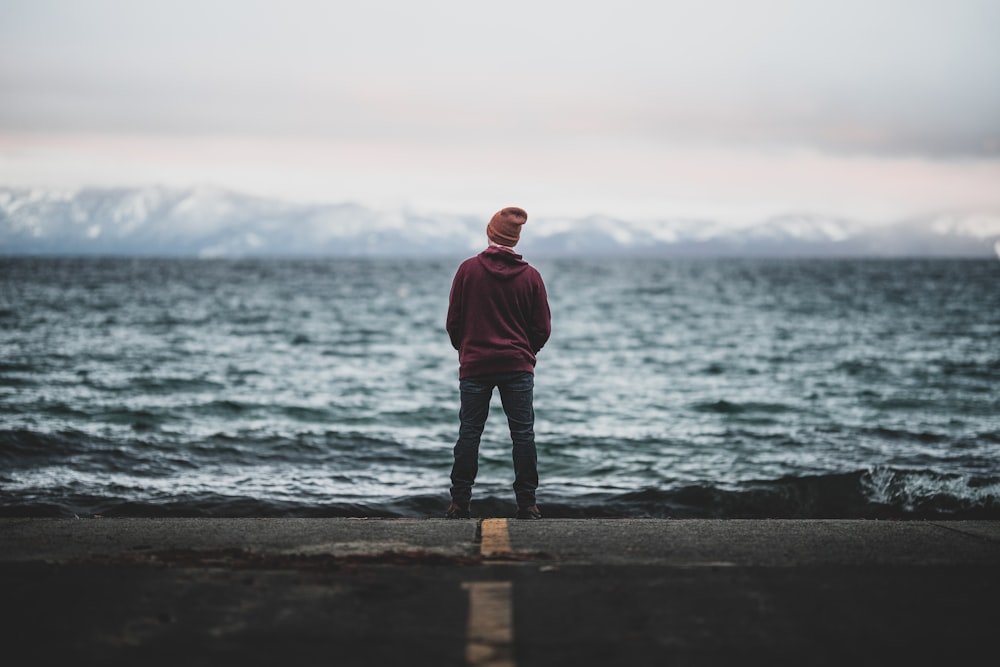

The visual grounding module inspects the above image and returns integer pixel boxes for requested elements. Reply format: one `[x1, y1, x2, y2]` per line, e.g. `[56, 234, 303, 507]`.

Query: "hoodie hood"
[477, 246, 530, 281]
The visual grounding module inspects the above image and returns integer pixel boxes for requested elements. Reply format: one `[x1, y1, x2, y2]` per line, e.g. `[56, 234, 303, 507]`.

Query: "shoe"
[515, 505, 542, 520]
[445, 503, 471, 519]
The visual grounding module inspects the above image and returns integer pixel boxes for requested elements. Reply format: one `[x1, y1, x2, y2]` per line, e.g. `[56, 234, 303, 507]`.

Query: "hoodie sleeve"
[529, 273, 551, 354]
[446, 268, 464, 351]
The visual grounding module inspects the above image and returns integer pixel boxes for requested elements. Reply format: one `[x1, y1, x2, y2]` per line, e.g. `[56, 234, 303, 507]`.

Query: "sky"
[1, 0, 999, 228]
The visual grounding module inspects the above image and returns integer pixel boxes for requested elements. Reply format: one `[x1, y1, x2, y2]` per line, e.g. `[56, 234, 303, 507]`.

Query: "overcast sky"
[1, 0, 998, 226]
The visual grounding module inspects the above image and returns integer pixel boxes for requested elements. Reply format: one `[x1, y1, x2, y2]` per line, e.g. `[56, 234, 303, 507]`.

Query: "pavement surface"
[2, 518, 999, 666]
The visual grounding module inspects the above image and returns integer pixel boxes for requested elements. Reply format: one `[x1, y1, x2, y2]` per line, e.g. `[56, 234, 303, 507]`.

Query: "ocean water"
[2, 256, 998, 519]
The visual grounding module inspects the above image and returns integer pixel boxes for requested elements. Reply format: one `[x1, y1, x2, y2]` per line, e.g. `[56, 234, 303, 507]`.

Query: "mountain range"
[2, 186, 998, 258]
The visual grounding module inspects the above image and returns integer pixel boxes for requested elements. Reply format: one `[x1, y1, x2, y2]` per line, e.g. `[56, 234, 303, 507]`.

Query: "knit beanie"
[486, 207, 528, 247]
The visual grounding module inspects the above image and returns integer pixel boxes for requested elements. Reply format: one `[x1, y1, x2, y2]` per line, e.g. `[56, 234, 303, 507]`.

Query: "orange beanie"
[486, 207, 528, 247]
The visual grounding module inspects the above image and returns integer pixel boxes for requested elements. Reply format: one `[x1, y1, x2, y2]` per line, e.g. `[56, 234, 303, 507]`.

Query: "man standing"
[445, 206, 551, 520]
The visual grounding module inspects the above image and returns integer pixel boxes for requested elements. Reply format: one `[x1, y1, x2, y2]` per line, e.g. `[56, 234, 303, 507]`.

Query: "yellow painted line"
[462, 581, 515, 667]
[480, 518, 511, 557]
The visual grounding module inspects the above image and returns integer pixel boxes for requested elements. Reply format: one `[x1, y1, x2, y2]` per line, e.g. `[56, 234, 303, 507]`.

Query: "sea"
[2, 256, 998, 519]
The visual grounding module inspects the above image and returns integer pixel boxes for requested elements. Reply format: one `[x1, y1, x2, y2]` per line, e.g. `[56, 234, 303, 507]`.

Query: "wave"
[3, 467, 997, 520]
[0, 428, 423, 473]
[0, 429, 95, 462]
[98, 376, 227, 395]
[564, 468, 1000, 520]
[689, 400, 797, 415]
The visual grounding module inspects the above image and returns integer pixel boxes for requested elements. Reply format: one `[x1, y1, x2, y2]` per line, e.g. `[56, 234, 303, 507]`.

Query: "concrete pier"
[3, 518, 998, 665]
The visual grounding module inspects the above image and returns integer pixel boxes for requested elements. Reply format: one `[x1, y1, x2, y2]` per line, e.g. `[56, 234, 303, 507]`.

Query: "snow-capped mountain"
[0, 186, 484, 257]
[1, 186, 998, 257]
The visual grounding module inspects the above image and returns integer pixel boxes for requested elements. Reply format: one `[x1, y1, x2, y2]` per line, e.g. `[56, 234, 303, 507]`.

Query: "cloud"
[2, 0, 998, 153]
[0, 0, 998, 223]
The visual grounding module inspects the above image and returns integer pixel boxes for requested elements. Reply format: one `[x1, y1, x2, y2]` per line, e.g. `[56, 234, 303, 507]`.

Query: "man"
[445, 206, 551, 520]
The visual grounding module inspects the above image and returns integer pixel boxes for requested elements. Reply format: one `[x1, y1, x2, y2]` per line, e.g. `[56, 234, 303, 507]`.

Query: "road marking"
[480, 519, 511, 557]
[462, 581, 515, 667]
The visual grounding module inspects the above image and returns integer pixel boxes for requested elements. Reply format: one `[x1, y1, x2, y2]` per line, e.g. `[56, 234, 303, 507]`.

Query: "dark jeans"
[450, 371, 538, 509]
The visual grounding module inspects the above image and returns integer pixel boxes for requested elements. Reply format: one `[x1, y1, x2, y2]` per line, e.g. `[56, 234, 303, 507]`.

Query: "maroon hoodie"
[447, 247, 551, 379]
